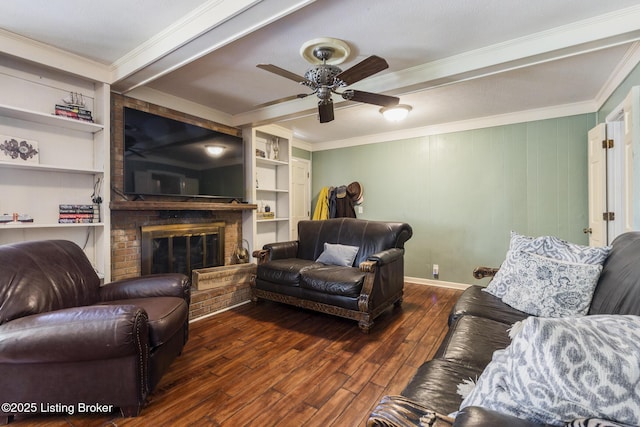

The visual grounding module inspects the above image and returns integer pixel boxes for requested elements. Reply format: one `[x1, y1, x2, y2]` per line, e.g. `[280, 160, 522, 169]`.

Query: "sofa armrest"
[0, 305, 148, 363]
[253, 240, 299, 264]
[367, 248, 404, 267]
[472, 266, 499, 280]
[367, 395, 454, 426]
[100, 273, 190, 303]
[453, 406, 551, 427]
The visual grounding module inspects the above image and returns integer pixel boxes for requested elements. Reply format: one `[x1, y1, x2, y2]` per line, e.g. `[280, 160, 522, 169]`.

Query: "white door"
[587, 123, 607, 247]
[291, 158, 310, 239]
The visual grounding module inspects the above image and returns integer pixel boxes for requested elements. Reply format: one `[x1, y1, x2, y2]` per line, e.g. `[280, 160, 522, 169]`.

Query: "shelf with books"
[0, 104, 103, 134]
[0, 61, 111, 281]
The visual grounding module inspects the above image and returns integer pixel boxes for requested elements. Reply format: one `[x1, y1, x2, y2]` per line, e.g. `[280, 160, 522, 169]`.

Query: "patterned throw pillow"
[484, 232, 611, 304]
[497, 251, 602, 317]
[458, 315, 640, 426]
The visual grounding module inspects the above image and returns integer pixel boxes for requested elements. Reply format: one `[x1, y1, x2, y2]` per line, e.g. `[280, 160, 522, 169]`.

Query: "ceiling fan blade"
[342, 90, 400, 107]
[318, 100, 334, 123]
[257, 64, 313, 85]
[335, 55, 389, 85]
[254, 93, 310, 109]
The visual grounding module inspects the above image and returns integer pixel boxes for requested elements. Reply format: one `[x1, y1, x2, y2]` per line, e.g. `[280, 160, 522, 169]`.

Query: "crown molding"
[594, 41, 640, 108]
[311, 101, 596, 152]
[0, 29, 110, 83]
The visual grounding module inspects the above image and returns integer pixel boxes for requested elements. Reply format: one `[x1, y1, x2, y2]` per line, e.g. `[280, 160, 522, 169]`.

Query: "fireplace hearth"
[141, 223, 225, 276]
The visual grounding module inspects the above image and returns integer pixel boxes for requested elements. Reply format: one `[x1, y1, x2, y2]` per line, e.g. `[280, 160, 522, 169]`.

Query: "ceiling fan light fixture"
[380, 104, 412, 122]
[205, 145, 225, 156]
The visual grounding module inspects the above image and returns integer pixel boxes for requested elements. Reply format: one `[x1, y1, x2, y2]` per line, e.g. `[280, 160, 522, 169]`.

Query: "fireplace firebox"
[141, 223, 225, 276]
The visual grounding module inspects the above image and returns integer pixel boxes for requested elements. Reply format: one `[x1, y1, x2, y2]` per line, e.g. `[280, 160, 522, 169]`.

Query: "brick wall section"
[189, 283, 252, 320]
[110, 94, 252, 319]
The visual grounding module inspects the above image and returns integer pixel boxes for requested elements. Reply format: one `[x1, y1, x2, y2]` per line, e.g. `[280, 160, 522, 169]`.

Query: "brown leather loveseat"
[0, 240, 191, 424]
[252, 218, 413, 332]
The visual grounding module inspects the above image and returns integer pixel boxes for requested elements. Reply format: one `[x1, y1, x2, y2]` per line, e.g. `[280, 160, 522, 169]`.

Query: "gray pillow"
[316, 243, 359, 267]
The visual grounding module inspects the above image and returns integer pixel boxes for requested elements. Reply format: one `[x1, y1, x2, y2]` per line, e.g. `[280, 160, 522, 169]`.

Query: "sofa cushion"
[316, 242, 360, 267]
[435, 315, 512, 369]
[402, 358, 486, 416]
[589, 231, 640, 315]
[300, 266, 365, 297]
[458, 315, 640, 426]
[257, 258, 323, 286]
[449, 285, 529, 326]
[101, 297, 187, 348]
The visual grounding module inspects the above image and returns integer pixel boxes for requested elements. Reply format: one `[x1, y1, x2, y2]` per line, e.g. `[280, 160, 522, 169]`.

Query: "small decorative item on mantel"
[0, 135, 39, 163]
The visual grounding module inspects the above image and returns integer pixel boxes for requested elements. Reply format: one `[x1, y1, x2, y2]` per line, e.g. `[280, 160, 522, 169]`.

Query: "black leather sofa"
[252, 218, 413, 332]
[0, 240, 191, 424]
[368, 231, 640, 427]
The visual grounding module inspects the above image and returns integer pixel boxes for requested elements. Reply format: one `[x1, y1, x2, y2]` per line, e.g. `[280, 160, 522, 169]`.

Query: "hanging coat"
[312, 186, 330, 220]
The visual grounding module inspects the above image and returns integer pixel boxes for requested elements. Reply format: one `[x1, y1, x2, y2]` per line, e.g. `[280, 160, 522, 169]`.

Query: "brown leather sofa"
[0, 240, 191, 424]
[368, 231, 640, 427]
[252, 218, 413, 332]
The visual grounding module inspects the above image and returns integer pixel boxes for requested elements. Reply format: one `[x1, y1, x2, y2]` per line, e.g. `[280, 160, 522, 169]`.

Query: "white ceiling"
[2, 0, 640, 147]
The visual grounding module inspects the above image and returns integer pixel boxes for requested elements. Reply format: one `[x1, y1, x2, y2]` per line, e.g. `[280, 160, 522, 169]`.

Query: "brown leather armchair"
[0, 240, 190, 424]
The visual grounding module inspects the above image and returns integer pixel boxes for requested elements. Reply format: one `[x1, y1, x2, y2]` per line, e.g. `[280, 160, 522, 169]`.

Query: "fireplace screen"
[140, 223, 225, 276]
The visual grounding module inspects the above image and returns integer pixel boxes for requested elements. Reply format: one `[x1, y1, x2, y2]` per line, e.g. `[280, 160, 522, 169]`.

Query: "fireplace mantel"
[110, 201, 257, 211]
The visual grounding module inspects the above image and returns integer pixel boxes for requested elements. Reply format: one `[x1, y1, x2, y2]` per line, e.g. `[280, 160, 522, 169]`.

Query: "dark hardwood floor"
[9, 283, 462, 427]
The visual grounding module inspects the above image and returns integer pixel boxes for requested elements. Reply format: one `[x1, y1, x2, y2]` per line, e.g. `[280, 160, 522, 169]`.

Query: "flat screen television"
[123, 107, 245, 201]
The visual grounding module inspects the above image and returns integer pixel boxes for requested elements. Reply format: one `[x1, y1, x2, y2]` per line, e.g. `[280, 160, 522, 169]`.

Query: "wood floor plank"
[8, 283, 460, 427]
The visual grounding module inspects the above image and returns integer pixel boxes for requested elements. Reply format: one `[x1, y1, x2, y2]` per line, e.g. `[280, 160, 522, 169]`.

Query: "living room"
[2, 1, 640, 426]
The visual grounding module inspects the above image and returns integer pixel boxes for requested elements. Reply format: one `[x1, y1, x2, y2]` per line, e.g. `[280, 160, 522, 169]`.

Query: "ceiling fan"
[256, 40, 399, 123]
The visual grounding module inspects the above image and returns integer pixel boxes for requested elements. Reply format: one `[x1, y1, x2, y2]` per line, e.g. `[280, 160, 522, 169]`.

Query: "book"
[58, 218, 100, 223]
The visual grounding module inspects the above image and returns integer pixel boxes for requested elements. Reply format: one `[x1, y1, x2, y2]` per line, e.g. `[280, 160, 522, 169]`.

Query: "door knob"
[583, 227, 593, 234]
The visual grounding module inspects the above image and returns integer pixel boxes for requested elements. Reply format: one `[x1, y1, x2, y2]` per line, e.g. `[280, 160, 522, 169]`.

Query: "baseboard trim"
[404, 276, 471, 291]
[189, 300, 251, 323]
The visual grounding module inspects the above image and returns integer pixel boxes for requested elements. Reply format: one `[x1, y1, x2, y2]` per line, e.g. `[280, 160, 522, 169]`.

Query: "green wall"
[311, 114, 596, 284]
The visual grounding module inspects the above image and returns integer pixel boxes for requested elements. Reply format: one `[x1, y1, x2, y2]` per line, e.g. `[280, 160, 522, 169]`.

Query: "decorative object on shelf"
[272, 138, 280, 160]
[62, 91, 86, 107]
[257, 211, 275, 220]
[0, 213, 33, 223]
[0, 135, 39, 163]
[265, 139, 272, 159]
[256, 148, 266, 158]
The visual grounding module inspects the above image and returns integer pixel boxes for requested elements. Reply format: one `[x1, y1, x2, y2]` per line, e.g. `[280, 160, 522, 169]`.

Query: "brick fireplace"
[110, 94, 257, 319]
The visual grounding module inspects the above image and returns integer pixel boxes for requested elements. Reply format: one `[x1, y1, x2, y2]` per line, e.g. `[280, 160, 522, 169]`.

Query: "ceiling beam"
[111, 0, 318, 93]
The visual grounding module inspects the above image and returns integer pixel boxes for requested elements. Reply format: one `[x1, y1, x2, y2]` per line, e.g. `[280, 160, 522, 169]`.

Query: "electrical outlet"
[433, 264, 439, 279]
[357, 206, 363, 214]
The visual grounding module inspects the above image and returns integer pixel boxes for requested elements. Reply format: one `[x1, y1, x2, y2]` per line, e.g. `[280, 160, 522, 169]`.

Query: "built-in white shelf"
[1, 222, 104, 229]
[0, 160, 102, 174]
[256, 188, 288, 193]
[0, 103, 104, 133]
